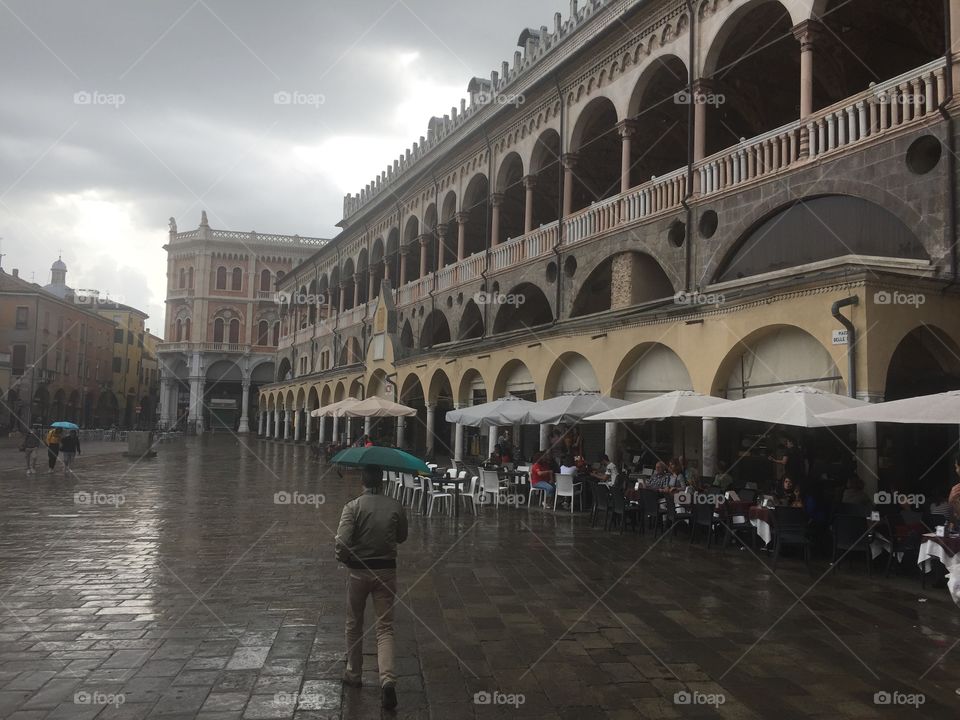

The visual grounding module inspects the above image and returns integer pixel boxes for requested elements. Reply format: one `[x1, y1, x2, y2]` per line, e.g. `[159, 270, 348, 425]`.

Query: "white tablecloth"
[918, 538, 960, 606]
[750, 518, 772, 545]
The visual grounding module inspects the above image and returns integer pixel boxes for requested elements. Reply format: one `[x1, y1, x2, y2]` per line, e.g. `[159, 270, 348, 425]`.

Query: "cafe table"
[918, 533, 960, 605]
[748, 506, 774, 546]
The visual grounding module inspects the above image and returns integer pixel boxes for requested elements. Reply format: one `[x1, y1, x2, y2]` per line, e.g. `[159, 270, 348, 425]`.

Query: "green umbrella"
[330, 446, 430, 475]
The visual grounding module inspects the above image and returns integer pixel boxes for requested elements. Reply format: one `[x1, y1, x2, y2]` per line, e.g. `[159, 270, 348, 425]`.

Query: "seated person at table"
[483, 452, 501, 469]
[841, 476, 872, 510]
[590, 454, 618, 487]
[714, 461, 734, 491]
[775, 476, 801, 507]
[530, 452, 556, 502]
[647, 461, 680, 493]
[559, 454, 579, 478]
[678, 455, 700, 489]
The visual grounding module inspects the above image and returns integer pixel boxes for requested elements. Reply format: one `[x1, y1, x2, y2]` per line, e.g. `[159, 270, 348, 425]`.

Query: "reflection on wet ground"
[0, 435, 957, 719]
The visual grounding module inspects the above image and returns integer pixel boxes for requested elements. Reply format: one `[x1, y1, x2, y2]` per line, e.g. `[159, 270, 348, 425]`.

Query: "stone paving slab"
[0, 436, 958, 718]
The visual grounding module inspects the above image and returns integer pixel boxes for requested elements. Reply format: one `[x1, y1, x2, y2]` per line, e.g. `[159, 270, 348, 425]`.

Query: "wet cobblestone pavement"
[0, 436, 958, 719]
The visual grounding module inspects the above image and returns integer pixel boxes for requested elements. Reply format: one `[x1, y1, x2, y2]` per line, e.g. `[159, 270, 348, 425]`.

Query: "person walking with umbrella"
[60, 430, 81, 476]
[45, 427, 62, 473]
[335, 461, 409, 710]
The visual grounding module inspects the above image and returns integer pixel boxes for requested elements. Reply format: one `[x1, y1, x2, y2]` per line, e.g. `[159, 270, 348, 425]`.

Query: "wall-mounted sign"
[832, 329, 849, 345]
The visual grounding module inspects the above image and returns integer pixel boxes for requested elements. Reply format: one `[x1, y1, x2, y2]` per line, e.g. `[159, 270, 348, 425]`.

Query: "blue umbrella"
[51, 421, 79, 430]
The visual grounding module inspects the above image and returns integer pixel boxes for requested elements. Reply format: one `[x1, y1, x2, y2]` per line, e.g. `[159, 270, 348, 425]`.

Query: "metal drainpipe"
[552, 73, 565, 325]
[681, 0, 696, 292]
[939, 0, 957, 283]
[831, 296, 859, 398]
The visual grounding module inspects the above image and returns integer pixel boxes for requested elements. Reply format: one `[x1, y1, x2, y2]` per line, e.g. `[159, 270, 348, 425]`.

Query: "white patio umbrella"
[525, 391, 632, 424]
[444, 395, 537, 428]
[310, 397, 361, 417]
[584, 390, 730, 422]
[818, 389, 960, 425]
[334, 396, 417, 418]
[679, 385, 871, 428]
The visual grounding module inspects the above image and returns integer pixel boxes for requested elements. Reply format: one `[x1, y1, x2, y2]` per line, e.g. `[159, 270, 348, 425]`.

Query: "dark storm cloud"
[0, 0, 563, 330]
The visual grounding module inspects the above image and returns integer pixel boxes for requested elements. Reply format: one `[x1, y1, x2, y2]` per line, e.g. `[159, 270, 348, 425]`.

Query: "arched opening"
[231, 267, 243, 291]
[402, 216, 421, 282]
[400, 320, 414, 350]
[544, 352, 606, 457]
[356, 249, 369, 305]
[458, 173, 490, 258]
[458, 299, 484, 340]
[530, 129, 561, 228]
[386, 228, 401, 287]
[569, 97, 620, 212]
[187, 267, 194, 288]
[816, 0, 944, 110]
[457, 368, 488, 460]
[492, 283, 553, 333]
[627, 54, 689, 184]
[341, 258, 356, 311]
[704, 1, 799, 157]
[880, 324, 960, 496]
[205, 359, 244, 431]
[213, 318, 225, 343]
[308, 278, 318, 324]
[570, 252, 674, 317]
[184, 318, 191, 341]
[178, 268, 186, 288]
[399, 374, 427, 454]
[228, 318, 240, 344]
[716, 196, 929, 282]
[440, 193, 458, 268]
[371, 238, 385, 298]
[215, 266, 227, 290]
[175, 319, 183, 341]
[277, 357, 292, 382]
[427, 369, 455, 459]
[260, 268, 271, 291]
[493, 359, 537, 457]
[329, 266, 341, 312]
[271, 321, 280, 346]
[496, 154, 525, 243]
[420, 310, 451, 348]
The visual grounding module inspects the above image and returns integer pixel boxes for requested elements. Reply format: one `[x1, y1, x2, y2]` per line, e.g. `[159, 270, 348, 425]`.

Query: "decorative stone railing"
[167, 287, 194, 298]
[157, 342, 248, 354]
[492, 221, 559, 270]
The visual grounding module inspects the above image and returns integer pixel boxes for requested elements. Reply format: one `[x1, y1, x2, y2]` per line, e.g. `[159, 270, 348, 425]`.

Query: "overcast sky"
[0, 0, 562, 335]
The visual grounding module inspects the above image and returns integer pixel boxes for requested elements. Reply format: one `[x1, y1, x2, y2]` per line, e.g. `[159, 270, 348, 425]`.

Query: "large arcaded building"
[158, 213, 327, 433]
[258, 0, 960, 492]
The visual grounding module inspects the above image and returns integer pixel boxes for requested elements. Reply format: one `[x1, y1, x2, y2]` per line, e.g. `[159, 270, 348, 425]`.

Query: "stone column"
[523, 175, 537, 234]
[275, 410, 283, 440]
[399, 246, 408, 284]
[490, 194, 503, 246]
[396, 415, 405, 449]
[856, 422, 879, 497]
[436, 226, 448, 269]
[617, 120, 638, 193]
[318, 413, 326, 443]
[604, 422, 618, 464]
[367, 270, 375, 301]
[259, 410, 266, 435]
[285, 410, 293, 441]
[488, 428, 498, 457]
[332, 415, 339, 443]
[364, 416, 372, 437]
[562, 154, 579, 216]
[188, 376, 204, 434]
[693, 79, 712, 163]
[793, 20, 824, 156]
[539, 424, 549, 452]
[702, 417, 718, 479]
[305, 409, 314, 442]
[419, 235, 430, 278]
[353, 277, 360, 308]
[339, 282, 348, 313]
[159, 377, 171, 428]
[455, 213, 469, 261]
[238, 380, 251, 432]
[425, 403, 435, 456]
[346, 418, 353, 444]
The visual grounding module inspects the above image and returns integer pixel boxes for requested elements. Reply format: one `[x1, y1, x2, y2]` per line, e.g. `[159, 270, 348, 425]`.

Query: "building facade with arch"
[258, 0, 960, 491]
[158, 213, 329, 432]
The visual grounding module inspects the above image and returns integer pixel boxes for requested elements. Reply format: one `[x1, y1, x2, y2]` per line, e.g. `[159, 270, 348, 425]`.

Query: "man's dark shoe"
[342, 673, 361, 688]
[381, 683, 397, 709]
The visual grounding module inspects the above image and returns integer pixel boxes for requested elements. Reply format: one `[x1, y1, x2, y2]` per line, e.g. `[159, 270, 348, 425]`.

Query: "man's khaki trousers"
[344, 568, 396, 687]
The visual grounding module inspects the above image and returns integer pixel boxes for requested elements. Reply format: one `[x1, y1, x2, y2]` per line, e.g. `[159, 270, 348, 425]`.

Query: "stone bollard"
[124, 431, 157, 459]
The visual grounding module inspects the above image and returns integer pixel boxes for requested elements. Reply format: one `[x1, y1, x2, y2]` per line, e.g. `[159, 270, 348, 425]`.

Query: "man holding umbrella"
[335, 463, 408, 710]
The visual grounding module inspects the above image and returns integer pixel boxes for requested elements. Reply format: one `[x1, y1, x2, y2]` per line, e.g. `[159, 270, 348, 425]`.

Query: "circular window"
[699, 210, 718, 239]
[563, 256, 577, 278]
[668, 220, 686, 248]
[906, 135, 942, 175]
[546, 261, 558, 283]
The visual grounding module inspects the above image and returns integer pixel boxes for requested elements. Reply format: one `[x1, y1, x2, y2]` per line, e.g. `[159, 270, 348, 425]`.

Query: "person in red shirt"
[530, 452, 556, 506]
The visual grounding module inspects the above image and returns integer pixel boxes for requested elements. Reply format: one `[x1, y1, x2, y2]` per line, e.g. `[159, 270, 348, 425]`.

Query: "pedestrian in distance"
[59, 430, 81, 476]
[45, 427, 62, 473]
[20, 429, 41, 475]
[335, 465, 408, 710]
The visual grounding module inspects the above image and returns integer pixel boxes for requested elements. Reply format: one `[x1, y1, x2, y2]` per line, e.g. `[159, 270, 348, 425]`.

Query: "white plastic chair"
[479, 469, 503, 507]
[554, 473, 583, 513]
[461, 473, 480, 514]
[425, 476, 453, 517]
[528, 475, 546, 509]
[400, 473, 416, 506]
